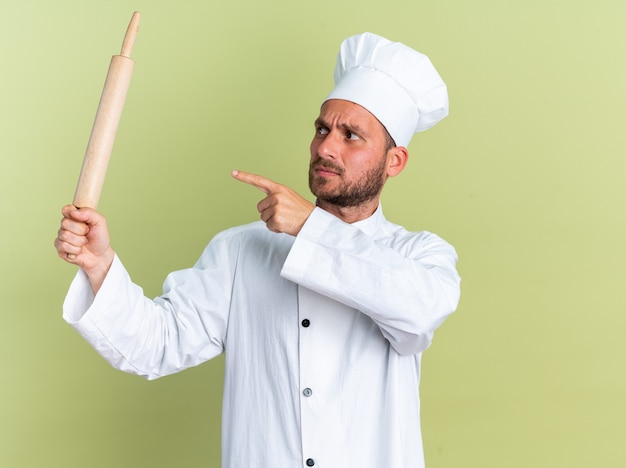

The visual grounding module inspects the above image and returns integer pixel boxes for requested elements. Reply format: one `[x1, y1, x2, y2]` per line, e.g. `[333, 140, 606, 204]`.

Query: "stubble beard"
[308, 154, 387, 208]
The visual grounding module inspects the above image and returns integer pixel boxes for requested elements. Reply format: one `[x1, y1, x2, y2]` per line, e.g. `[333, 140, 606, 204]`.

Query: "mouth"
[312, 160, 343, 177]
[314, 166, 339, 177]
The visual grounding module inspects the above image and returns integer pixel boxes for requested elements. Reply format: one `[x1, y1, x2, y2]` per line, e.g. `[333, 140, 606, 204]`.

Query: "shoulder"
[197, 221, 294, 263]
[211, 221, 268, 243]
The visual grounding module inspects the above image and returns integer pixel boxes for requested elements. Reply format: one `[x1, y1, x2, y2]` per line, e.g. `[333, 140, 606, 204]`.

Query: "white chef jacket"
[63, 205, 460, 468]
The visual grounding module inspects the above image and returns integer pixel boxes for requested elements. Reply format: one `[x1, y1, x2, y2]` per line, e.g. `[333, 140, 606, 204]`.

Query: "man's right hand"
[54, 205, 115, 293]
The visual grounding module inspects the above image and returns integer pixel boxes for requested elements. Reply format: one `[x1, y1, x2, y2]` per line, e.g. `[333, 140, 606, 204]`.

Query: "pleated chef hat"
[325, 32, 448, 147]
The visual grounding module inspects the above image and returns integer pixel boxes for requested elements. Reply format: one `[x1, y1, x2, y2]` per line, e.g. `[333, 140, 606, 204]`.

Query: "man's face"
[309, 99, 391, 208]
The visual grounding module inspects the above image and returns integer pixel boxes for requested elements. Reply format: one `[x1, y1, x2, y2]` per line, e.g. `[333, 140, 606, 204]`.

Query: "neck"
[316, 198, 379, 224]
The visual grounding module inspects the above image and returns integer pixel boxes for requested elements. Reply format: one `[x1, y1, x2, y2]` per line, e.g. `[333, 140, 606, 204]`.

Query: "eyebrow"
[314, 117, 328, 128]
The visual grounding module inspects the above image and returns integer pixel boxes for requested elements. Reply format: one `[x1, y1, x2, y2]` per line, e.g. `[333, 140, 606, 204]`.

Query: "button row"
[302, 318, 313, 467]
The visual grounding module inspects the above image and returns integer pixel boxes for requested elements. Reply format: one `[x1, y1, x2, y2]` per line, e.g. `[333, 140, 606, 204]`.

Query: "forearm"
[281, 208, 461, 355]
[64, 254, 226, 379]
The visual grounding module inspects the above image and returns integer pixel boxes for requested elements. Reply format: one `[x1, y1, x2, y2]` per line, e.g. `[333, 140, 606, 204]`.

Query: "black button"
[306, 459, 315, 467]
[303, 388, 313, 397]
[301, 319, 310, 328]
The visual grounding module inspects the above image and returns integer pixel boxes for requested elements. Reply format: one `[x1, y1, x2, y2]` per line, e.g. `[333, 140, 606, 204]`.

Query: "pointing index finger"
[232, 170, 278, 194]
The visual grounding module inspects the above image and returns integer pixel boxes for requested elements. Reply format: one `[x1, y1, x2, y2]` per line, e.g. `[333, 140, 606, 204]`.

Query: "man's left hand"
[232, 170, 315, 236]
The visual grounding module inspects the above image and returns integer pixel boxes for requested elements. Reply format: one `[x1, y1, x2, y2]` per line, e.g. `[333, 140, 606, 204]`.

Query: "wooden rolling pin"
[72, 11, 141, 209]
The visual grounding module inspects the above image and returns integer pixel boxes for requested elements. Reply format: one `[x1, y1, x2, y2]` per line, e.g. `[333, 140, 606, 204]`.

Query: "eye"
[316, 126, 329, 136]
[346, 131, 360, 141]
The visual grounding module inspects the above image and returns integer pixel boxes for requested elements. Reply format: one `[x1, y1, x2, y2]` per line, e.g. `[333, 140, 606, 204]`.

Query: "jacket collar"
[351, 203, 384, 236]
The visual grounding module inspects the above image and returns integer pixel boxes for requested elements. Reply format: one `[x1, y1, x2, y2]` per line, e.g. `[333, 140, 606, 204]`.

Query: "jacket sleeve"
[63, 244, 233, 380]
[280, 207, 461, 355]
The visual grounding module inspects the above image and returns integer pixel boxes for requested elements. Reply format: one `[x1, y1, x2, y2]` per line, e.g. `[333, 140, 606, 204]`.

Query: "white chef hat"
[325, 32, 448, 147]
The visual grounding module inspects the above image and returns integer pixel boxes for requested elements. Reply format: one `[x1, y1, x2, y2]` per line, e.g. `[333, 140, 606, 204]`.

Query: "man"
[55, 32, 460, 468]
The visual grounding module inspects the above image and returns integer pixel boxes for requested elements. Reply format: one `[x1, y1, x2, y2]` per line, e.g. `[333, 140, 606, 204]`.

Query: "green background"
[2, 0, 625, 466]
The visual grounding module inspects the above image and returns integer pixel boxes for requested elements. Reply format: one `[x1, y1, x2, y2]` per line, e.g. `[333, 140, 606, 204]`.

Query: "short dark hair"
[383, 127, 397, 152]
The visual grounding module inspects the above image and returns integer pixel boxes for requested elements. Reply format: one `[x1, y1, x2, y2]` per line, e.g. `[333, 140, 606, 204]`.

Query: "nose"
[312, 131, 339, 160]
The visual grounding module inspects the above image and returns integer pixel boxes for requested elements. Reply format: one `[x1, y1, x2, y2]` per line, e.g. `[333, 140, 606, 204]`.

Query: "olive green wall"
[2, 1, 625, 467]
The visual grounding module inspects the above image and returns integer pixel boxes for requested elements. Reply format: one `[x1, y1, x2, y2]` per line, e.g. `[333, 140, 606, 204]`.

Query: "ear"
[386, 146, 409, 178]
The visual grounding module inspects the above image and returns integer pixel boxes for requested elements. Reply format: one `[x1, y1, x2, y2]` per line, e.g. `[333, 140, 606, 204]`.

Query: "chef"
[55, 32, 461, 468]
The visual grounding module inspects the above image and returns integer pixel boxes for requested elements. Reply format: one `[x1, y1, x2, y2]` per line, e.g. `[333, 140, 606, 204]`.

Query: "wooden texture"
[72, 11, 141, 209]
